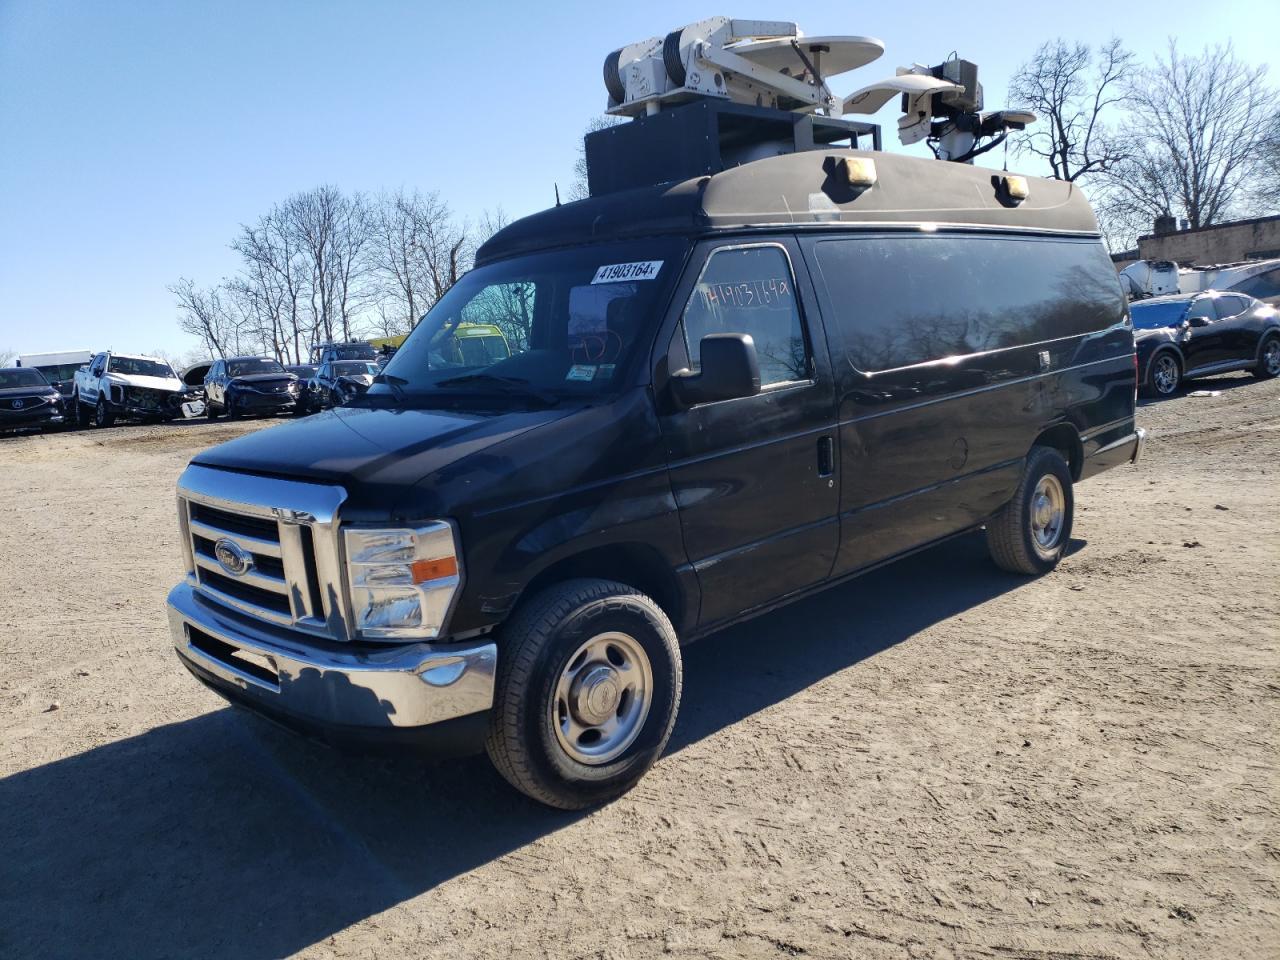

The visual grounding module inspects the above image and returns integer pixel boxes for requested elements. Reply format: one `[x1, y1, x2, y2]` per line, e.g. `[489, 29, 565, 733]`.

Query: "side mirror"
[1187, 315, 1211, 328]
[670, 333, 761, 406]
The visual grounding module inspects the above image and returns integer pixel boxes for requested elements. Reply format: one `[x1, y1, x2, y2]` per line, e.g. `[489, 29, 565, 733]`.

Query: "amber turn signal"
[411, 556, 459, 583]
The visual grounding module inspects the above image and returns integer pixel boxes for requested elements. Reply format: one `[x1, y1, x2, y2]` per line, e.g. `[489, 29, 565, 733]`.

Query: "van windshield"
[33, 363, 82, 383]
[373, 240, 685, 406]
[1130, 301, 1189, 329]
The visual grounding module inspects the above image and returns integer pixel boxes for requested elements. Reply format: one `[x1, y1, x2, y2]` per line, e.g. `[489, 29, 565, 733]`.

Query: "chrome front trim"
[188, 518, 282, 557]
[168, 582, 496, 729]
[193, 553, 288, 593]
[192, 577, 295, 627]
[177, 463, 350, 640]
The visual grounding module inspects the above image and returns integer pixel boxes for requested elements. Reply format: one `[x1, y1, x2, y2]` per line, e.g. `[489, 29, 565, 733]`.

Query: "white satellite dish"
[731, 35, 884, 78]
[842, 72, 962, 116]
[605, 17, 884, 118]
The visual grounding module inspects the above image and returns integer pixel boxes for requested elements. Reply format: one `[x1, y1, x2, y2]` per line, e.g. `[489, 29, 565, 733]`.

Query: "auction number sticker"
[591, 260, 663, 284]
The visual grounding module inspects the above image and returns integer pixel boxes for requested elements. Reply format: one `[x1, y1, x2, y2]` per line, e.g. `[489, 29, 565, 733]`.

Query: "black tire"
[94, 397, 115, 428]
[986, 445, 1074, 575]
[225, 397, 240, 420]
[329, 389, 344, 409]
[1254, 333, 1280, 380]
[73, 394, 90, 428]
[1144, 349, 1181, 397]
[206, 401, 220, 420]
[485, 578, 682, 810]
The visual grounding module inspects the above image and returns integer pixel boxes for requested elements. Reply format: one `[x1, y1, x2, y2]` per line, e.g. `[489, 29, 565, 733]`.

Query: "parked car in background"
[73, 352, 186, 427]
[284, 365, 317, 413]
[1131, 291, 1280, 397]
[0, 367, 67, 433]
[16, 349, 93, 416]
[203, 357, 299, 420]
[310, 340, 377, 366]
[179, 361, 213, 417]
[1219, 259, 1280, 308]
[1119, 260, 1179, 300]
[306, 359, 380, 410]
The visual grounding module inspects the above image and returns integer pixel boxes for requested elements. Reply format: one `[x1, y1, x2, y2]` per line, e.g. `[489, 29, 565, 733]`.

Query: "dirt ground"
[1, 376, 1277, 960]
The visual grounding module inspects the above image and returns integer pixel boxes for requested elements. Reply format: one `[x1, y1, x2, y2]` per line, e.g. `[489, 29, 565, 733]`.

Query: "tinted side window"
[813, 235, 1124, 372]
[1233, 268, 1280, 301]
[1186, 298, 1215, 321]
[681, 246, 808, 386]
[1215, 295, 1251, 319]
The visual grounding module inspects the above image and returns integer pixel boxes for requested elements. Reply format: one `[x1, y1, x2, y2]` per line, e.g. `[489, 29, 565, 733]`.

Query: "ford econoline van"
[167, 149, 1142, 808]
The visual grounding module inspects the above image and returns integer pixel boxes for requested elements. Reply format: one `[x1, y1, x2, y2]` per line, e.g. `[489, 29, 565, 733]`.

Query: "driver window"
[679, 245, 809, 387]
[1186, 298, 1215, 322]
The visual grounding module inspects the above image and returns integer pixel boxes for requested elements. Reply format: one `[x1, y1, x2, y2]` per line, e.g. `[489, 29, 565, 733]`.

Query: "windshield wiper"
[434, 372, 560, 405]
[372, 372, 408, 403]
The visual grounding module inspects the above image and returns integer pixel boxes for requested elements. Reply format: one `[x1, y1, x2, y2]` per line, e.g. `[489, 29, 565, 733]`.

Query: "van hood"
[190, 404, 571, 519]
[105, 373, 184, 392]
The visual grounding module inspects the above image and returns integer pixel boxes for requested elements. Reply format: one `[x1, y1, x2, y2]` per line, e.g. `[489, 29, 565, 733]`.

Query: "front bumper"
[0, 406, 65, 429]
[168, 581, 496, 754]
[230, 392, 297, 412]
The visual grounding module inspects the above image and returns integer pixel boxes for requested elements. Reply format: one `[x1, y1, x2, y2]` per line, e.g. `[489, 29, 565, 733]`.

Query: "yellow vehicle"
[370, 323, 510, 367]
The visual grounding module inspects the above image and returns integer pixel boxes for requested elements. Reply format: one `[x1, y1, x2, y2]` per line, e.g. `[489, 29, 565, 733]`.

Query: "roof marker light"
[1002, 175, 1030, 201]
[842, 156, 877, 187]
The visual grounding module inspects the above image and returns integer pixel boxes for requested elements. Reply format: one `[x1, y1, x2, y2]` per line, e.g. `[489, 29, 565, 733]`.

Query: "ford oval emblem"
[213, 538, 253, 577]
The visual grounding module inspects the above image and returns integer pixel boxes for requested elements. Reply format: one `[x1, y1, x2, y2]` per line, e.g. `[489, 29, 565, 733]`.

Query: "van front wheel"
[986, 446, 1074, 575]
[485, 578, 682, 810]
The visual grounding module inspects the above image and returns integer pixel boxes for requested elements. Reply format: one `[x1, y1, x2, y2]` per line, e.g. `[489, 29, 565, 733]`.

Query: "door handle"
[817, 435, 834, 478]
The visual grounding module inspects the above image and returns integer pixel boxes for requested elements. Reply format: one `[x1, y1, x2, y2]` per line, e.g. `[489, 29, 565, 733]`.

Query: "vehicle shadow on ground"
[1137, 371, 1261, 407]
[0, 532, 1056, 960]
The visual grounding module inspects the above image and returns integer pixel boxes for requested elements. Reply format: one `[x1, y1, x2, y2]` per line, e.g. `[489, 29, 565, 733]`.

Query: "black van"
[167, 150, 1142, 808]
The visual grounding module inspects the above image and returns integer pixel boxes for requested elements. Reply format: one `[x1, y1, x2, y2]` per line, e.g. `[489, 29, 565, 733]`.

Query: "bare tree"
[368, 189, 443, 335]
[170, 278, 233, 359]
[1009, 38, 1134, 182]
[0, 347, 17, 367]
[233, 211, 308, 363]
[1250, 113, 1280, 214]
[1105, 41, 1278, 231]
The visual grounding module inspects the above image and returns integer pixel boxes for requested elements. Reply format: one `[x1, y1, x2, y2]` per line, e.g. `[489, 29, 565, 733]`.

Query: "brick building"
[1127, 214, 1280, 267]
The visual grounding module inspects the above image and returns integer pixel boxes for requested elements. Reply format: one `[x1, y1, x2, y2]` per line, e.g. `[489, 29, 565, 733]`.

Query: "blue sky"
[1, 0, 1276, 357]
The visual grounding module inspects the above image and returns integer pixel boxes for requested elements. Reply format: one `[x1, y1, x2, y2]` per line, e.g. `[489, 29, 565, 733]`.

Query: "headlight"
[343, 523, 462, 639]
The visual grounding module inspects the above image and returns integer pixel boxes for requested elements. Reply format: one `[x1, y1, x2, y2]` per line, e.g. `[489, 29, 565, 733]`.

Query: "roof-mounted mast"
[588, 16, 1036, 196]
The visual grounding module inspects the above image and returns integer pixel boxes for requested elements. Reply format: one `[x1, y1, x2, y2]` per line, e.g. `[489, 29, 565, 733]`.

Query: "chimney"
[1154, 214, 1177, 236]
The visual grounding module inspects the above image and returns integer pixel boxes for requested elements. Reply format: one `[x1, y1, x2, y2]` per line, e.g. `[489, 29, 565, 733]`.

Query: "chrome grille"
[177, 464, 350, 640]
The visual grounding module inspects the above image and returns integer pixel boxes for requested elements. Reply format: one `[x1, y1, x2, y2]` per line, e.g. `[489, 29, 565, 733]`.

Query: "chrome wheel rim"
[1030, 474, 1066, 552]
[552, 631, 652, 765]
[1264, 340, 1280, 375]
[1153, 355, 1179, 394]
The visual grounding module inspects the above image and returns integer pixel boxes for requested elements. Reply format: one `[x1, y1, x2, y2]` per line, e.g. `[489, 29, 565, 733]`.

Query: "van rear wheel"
[986, 446, 1074, 575]
[485, 578, 682, 810]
